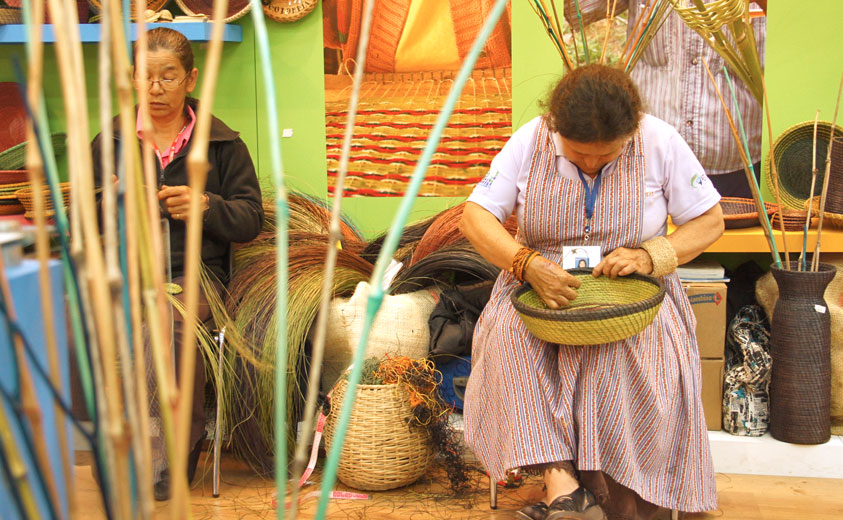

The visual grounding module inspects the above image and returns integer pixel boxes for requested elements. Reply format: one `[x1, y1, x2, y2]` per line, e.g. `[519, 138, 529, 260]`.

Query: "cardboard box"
[683, 282, 727, 359]
[700, 358, 725, 431]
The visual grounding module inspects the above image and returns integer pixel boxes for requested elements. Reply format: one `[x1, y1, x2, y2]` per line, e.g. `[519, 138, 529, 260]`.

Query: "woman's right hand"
[523, 256, 581, 309]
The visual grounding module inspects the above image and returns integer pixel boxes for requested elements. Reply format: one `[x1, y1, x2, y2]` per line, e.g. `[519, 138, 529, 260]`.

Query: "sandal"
[545, 487, 606, 520]
[516, 501, 550, 520]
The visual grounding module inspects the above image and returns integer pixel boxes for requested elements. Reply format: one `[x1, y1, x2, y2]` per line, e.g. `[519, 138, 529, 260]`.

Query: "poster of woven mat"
[325, 70, 512, 197]
[323, 0, 512, 197]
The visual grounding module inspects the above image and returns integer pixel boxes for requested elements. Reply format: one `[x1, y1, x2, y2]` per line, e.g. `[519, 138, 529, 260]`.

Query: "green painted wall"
[762, 1, 843, 199]
[512, 0, 564, 128]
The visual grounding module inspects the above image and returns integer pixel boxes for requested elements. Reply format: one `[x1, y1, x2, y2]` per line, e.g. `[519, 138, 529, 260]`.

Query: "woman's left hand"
[158, 184, 209, 221]
[592, 247, 653, 278]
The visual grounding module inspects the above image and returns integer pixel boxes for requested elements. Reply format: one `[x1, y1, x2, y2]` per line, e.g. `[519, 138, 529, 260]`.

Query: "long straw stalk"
[22, 0, 73, 512]
[812, 72, 843, 271]
[702, 59, 780, 267]
[287, 0, 376, 517]
[173, 0, 229, 515]
[757, 71, 789, 269]
[801, 111, 821, 271]
[0, 403, 41, 519]
[315, 0, 510, 517]
[46, 0, 132, 515]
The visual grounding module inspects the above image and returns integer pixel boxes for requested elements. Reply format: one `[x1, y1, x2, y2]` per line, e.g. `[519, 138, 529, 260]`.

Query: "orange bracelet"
[510, 247, 539, 282]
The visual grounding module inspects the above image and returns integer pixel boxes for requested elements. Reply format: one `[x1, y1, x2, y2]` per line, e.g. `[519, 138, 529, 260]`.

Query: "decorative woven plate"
[16, 182, 71, 220]
[262, 0, 319, 23]
[174, 0, 252, 22]
[0, 170, 28, 184]
[511, 270, 665, 346]
[0, 133, 66, 171]
[88, 0, 170, 15]
[766, 120, 843, 210]
[0, 82, 26, 155]
[720, 197, 778, 229]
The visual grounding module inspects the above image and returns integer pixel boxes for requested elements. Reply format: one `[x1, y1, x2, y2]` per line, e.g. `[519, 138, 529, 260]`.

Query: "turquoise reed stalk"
[573, 0, 590, 64]
[248, 2, 290, 518]
[314, 0, 510, 517]
[723, 66, 782, 268]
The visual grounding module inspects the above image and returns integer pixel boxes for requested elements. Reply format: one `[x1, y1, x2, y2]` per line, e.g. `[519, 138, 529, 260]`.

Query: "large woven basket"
[721, 197, 778, 229]
[323, 379, 432, 491]
[15, 182, 71, 219]
[0, 133, 66, 171]
[766, 121, 843, 210]
[511, 270, 665, 346]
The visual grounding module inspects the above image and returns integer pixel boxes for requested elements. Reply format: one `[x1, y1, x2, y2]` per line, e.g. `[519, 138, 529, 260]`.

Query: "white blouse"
[467, 114, 721, 241]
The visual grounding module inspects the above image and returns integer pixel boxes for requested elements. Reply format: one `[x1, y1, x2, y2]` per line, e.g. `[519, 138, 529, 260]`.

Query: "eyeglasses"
[133, 75, 189, 91]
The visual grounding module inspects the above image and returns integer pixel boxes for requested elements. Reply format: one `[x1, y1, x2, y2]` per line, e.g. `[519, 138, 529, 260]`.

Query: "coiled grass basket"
[323, 379, 433, 491]
[511, 270, 665, 345]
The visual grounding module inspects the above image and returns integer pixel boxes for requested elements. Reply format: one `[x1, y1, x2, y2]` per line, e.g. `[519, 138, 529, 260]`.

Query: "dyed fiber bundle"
[374, 356, 470, 493]
[224, 242, 374, 470]
[409, 202, 518, 265]
[391, 243, 500, 294]
[360, 214, 437, 264]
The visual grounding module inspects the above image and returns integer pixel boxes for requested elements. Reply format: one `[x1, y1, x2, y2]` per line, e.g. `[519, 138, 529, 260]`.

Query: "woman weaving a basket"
[90, 27, 263, 500]
[460, 65, 724, 520]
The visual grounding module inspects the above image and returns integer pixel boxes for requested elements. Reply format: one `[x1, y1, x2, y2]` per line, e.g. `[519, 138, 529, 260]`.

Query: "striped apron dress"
[463, 120, 717, 512]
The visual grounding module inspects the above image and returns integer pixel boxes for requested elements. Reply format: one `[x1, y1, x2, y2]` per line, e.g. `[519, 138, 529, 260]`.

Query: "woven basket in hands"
[323, 379, 433, 491]
[512, 270, 665, 346]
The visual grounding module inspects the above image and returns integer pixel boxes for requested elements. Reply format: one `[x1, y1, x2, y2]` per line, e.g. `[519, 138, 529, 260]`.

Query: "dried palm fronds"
[621, 0, 672, 72]
[360, 214, 436, 264]
[669, 0, 763, 102]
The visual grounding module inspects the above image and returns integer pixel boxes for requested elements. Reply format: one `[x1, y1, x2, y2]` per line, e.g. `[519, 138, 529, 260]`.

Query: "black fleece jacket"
[91, 98, 264, 281]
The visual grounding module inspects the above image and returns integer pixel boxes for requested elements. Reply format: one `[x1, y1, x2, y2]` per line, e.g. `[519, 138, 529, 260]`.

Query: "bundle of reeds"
[392, 243, 500, 294]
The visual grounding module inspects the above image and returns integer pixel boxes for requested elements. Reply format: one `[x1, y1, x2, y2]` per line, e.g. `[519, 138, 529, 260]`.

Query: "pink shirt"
[136, 104, 196, 169]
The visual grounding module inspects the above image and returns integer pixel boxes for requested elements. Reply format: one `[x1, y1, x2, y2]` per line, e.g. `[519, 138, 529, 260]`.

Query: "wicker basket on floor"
[323, 379, 432, 491]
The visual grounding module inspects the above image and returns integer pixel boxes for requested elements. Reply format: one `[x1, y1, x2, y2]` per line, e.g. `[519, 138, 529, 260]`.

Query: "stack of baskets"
[0, 178, 27, 215]
[323, 378, 432, 491]
[511, 270, 665, 346]
[771, 209, 810, 231]
[720, 197, 778, 229]
[15, 182, 71, 220]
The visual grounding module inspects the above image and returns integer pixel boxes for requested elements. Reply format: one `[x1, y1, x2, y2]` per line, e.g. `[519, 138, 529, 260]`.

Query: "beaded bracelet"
[510, 247, 540, 282]
[640, 236, 678, 278]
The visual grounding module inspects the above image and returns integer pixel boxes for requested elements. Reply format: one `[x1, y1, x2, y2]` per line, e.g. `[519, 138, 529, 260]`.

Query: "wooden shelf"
[667, 223, 843, 253]
[0, 22, 243, 44]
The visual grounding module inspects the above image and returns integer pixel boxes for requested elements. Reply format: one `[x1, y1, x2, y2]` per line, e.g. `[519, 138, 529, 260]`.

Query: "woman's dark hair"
[133, 27, 194, 72]
[544, 64, 642, 143]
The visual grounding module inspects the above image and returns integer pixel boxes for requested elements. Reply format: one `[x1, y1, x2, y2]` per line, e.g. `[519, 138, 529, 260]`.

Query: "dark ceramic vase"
[769, 263, 836, 444]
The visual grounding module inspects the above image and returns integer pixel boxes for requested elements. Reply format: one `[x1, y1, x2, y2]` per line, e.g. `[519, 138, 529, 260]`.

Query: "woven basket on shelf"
[810, 197, 843, 229]
[771, 209, 810, 232]
[0, 170, 28, 184]
[0, 7, 22, 24]
[720, 197, 778, 229]
[174, 0, 252, 22]
[88, 0, 170, 15]
[323, 379, 432, 491]
[0, 133, 66, 171]
[511, 270, 665, 346]
[262, 0, 319, 23]
[15, 182, 71, 219]
[766, 121, 843, 210]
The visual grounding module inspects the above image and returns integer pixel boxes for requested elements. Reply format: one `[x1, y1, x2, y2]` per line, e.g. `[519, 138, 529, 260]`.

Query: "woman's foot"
[516, 501, 549, 520]
[545, 487, 605, 520]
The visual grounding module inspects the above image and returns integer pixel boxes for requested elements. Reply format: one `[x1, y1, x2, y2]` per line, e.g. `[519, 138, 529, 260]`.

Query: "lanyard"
[152, 124, 187, 169]
[577, 167, 602, 242]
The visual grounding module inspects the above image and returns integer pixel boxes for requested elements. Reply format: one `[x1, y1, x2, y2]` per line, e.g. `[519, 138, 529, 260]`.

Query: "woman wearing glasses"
[90, 27, 263, 500]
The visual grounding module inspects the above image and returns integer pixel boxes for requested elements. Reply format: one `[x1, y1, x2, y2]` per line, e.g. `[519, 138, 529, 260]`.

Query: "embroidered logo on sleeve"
[690, 172, 709, 189]
[478, 169, 500, 188]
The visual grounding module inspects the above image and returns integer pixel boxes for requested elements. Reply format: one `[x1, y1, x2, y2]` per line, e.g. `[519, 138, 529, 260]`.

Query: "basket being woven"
[512, 270, 665, 346]
[323, 379, 432, 491]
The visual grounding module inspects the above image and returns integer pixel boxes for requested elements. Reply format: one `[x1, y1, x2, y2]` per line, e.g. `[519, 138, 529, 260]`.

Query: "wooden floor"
[72, 452, 843, 519]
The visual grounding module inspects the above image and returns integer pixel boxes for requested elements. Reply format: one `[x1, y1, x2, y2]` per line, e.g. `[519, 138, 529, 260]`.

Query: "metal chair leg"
[490, 474, 497, 509]
[212, 327, 226, 498]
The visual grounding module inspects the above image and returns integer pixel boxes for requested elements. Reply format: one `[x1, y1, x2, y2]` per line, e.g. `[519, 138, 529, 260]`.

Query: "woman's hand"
[523, 256, 581, 309]
[158, 184, 209, 221]
[592, 247, 653, 278]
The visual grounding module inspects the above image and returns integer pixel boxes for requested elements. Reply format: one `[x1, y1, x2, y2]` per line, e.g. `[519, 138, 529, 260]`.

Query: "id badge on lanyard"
[577, 167, 601, 243]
